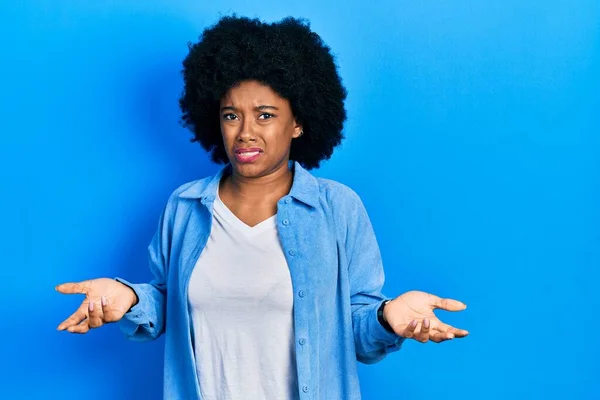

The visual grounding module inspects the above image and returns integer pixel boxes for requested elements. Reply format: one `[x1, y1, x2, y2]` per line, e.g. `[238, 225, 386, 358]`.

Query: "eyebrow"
[220, 105, 279, 112]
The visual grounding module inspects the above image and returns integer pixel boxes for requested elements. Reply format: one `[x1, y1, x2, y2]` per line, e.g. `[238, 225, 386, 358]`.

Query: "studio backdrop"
[1, 1, 598, 399]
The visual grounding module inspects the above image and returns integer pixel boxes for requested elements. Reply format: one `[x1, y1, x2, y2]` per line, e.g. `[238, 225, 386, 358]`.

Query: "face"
[219, 80, 302, 178]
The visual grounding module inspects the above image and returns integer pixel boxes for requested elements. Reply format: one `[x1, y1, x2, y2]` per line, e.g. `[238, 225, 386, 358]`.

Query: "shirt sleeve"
[344, 189, 405, 364]
[113, 199, 172, 342]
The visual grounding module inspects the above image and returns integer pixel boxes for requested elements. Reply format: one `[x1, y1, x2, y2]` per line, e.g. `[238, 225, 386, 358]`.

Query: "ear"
[292, 118, 303, 139]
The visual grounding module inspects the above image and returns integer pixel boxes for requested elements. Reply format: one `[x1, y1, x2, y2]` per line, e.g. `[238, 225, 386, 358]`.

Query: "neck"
[222, 161, 294, 204]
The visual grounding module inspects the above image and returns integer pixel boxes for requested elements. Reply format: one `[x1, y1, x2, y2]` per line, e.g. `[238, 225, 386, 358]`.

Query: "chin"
[231, 161, 267, 178]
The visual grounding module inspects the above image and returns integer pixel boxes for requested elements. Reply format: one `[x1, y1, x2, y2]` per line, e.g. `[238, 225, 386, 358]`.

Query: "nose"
[237, 117, 256, 143]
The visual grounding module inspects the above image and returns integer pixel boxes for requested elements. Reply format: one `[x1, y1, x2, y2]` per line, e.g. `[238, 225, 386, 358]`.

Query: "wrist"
[129, 288, 139, 310]
[115, 278, 139, 312]
[377, 300, 394, 333]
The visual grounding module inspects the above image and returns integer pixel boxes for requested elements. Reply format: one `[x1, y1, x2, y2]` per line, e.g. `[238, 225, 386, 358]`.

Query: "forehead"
[220, 80, 287, 105]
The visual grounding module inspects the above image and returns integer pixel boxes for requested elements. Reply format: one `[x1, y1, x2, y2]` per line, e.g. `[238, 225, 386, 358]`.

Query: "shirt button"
[282, 219, 290, 226]
[285, 198, 292, 204]
[299, 338, 306, 345]
[298, 290, 306, 298]
[289, 249, 296, 256]
[302, 386, 309, 393]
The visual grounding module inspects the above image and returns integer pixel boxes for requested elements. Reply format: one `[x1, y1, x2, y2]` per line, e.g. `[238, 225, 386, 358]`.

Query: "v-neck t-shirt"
[187, 190, 298, 400]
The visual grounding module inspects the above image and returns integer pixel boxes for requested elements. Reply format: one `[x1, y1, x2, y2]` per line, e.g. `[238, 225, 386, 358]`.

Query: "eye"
[222, 113, 238, 121]
[258, 113, 274, 120]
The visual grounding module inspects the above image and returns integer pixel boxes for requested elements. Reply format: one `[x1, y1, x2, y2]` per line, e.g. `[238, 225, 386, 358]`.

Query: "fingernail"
[424, 319, 430, 328]
[410, 320, 418, 327]
[89, 301, 94, 311]
[101, 296, 107, 306]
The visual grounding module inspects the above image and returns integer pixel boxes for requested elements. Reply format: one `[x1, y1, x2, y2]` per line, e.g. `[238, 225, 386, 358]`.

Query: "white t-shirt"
[188, 191, 298, 400]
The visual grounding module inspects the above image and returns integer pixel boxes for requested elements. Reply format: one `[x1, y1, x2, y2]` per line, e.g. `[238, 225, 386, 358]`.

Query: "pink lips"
[234, 148, 263, 163]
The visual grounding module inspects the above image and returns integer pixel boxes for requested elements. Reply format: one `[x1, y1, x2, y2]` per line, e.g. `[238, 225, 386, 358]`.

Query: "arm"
[344, 190, 405, 364]
[113, 200, 173, 342]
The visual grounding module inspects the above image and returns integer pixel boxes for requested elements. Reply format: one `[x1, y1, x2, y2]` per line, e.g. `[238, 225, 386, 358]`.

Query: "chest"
[172, 200, 344, 306]
[227, 204, 276, 227]
[189, 207, 291, 305]
[188, 219, 294, 319]
[218, 189, 279, 228]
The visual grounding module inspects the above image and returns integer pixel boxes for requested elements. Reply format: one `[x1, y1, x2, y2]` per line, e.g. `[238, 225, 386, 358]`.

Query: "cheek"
[269, 121, 295, 143]
[220, 126, 235, 146]
[270, 136, 294, 157]
[265, 129, 290, 150]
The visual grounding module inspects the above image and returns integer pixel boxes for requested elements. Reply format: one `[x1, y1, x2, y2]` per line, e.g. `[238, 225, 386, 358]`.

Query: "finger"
[430, 320, 469, 338]
[68, 319, 91, 334]
[430, 331, 453, 343]
[451, 327, 470, 337]
[402, 320, 418, 339]
[57, 305, 87, 331]
[429, 323, 457, 339]
[55, 281, 92, 295]
[87, 299, 104, 329]
[429, 294, 467, 312]
[101, 296, 118, 323]
[416, 318, 430, 343]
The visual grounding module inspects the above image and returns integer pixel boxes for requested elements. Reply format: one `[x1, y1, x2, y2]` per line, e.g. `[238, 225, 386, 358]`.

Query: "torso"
[188, 189, 298, 399]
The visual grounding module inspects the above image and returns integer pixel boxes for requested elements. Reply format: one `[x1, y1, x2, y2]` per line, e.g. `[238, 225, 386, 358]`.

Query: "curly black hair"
[178, 15, 347, 170]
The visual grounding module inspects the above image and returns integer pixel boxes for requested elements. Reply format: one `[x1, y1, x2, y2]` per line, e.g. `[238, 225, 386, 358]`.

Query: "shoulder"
[316, 177, 364, 210]
[162, 174, 216, 212]
[171, 176, 212, 198]
[314, 178, 374, 245]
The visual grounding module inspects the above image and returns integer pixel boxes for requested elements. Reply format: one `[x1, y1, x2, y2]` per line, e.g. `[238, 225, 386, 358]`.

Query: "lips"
[234, 147, 263, 163]
[235, 147, 263, 154]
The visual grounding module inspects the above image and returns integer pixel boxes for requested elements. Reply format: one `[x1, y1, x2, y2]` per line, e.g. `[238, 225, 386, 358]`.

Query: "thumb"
[432, 295, 467, 312]
[55, 281, 91, 295]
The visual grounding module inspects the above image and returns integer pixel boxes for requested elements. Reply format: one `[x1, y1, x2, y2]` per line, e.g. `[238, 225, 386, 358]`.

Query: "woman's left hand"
[383, 290, 469, 343]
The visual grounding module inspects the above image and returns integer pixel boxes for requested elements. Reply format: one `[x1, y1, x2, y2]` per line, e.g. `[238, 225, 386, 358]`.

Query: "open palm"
[55, 278, 138, 334]
[384, 290, 469, 343]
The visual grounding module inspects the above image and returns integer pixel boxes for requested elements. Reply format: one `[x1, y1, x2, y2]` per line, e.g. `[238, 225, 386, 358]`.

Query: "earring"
[298, 130, 304, 137]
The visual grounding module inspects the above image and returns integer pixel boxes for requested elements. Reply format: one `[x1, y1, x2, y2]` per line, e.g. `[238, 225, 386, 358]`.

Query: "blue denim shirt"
[115, 161, 404, 399]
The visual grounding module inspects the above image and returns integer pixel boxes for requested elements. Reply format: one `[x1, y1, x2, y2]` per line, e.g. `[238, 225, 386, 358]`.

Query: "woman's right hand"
[55, 278, 139, 334]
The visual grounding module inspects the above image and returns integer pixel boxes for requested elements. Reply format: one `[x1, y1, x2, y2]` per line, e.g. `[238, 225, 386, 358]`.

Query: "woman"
[56, 16, 468, 399]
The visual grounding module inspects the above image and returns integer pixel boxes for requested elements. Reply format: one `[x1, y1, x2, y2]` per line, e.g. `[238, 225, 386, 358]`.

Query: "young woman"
[56, 16, 468, 400]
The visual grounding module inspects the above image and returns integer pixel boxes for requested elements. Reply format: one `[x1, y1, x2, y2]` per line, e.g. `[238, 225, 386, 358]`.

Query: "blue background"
[1, 1, 598, 399]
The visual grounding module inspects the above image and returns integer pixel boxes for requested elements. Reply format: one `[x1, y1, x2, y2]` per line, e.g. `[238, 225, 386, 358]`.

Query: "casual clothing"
[188, 190, 298, 399]
[115, 161, 404, 399]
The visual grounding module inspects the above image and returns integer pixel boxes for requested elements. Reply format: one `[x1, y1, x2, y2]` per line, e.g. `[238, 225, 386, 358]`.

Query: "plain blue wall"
[1, 1, 598, 399]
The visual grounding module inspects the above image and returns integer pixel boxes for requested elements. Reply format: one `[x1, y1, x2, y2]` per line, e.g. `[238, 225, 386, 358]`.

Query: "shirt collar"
[178, 161, 319, 208]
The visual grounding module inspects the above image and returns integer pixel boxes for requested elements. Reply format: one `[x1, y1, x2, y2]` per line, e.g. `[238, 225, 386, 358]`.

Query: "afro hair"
[179, 15, 347, 170]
